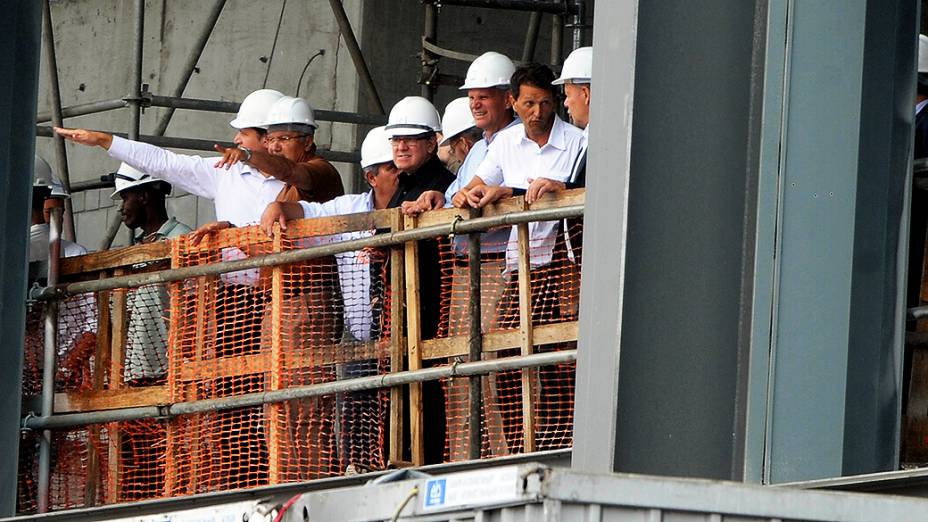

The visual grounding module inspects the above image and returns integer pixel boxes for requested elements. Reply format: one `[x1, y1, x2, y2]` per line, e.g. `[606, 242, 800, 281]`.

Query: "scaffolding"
[19, 189, 585, 513]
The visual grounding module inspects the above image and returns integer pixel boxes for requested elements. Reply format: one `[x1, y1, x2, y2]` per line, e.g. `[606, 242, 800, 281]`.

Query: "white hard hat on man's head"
[919, 35, 928, 74]
[553, 46, 593, 85]
[111, 162, 171, 199]
[264, 96, 318, 132]
[460, 51, 516, 90]
[439, 97, 477, 147]
[360, 126, 394, 170]
[33, 155, 69, 199]
[229, 89, 285, 129]
[384, 96, 442, 138]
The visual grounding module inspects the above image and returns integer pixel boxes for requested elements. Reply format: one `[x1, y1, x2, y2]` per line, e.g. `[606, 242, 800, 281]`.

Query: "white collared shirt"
[472, 115, 585, 271]
[108, 136, 286, 285]
[299, 192, 377, 342]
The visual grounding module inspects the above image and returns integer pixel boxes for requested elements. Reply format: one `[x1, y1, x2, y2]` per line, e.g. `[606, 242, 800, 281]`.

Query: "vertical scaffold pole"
[467, 208, 483, 460]
[421, 2, 438, 101]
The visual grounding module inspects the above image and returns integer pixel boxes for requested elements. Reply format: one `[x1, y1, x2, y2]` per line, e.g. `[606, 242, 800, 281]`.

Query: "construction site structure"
[3, 0, 928, 520]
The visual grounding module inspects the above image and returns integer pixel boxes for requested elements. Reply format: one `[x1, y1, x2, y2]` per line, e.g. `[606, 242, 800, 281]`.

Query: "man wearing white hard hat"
[215, 95, 344, 204]
[260, 126, 399, 474]
[553, 46, 592, 188]
[54, 88, 288, 242]
[109, 163, 191, 497]
[384, 95, 455, 465]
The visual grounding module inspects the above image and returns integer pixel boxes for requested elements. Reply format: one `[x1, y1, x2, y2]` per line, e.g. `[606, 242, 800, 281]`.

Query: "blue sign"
[424, 479, 447, 508]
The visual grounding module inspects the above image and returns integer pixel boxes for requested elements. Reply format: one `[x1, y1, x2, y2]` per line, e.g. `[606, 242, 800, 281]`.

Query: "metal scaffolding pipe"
[326, 0, 385, 114]
[34, 204, 584, 299]
[35, 98, 128, 124]
[550, 11, 564, 66]
[146, 94, 387, 125]
[570, 0, 585, 50]
[22, 350, 576, 431]
[467, 209, 483, 460]
[424, 0, 573, 14]
[41, 0, 76, 243]
[421, 2, 438, 100]
[152, 0, 226, 136]
[36, 206, 62, 513]
[129, 0, 144, 141]
[35, 125, 361, 164]
[521, 11, 543, 62]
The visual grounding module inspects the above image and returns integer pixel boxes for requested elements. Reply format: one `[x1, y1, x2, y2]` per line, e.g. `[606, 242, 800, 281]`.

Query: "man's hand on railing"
[402, 190, 446, 216]
[189, 221, 233, 246]
[213, 144, 247, 170]
[54, 127, 114, 150]
[260, 201, 305, 237]
[451, 188, 471, 209]
[467, 184, 513, 208]
[526, 177, 567, 204]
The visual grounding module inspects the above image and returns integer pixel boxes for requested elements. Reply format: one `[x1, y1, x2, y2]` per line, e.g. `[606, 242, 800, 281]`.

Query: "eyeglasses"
[266, 134, 308, 145]
[390, 135, 431, 147]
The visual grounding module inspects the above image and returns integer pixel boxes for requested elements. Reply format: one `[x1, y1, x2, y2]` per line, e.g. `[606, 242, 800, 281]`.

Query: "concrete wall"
[36, 0, 363, 249]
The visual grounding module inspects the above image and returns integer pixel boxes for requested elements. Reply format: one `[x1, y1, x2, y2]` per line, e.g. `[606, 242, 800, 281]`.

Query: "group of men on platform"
[39, 47, 593, 480]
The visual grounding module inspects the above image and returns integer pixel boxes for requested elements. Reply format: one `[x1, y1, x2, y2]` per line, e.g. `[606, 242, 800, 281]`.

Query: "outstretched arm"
[54, 127, 113, 149]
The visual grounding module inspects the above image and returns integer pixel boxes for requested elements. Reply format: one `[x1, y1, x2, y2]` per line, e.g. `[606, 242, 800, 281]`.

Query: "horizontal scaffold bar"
[21, 350, 575, 430]
[33, 204, 584, 300]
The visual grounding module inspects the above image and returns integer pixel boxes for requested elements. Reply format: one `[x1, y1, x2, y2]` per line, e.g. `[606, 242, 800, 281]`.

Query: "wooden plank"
[106, 421, 120, 503]
[389, 210, 406, 465]
[268, 224, 283, 483]
[421, 321, 579, 360]
[59, 241, 171, 277]
[404, 214, 425, 466]
[43, 386, 171, 413]
[107, 268, 127, 501]
[85, 272, 112, 506]
[415, 188, 586, 228]
[517, 219, 536, 453]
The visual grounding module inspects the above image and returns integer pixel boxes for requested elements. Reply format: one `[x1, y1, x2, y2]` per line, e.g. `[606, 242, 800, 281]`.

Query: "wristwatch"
[237, 145, 252, 162]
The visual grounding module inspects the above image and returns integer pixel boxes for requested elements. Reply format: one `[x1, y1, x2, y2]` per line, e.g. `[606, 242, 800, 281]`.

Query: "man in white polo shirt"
[451, 62, 584, 454]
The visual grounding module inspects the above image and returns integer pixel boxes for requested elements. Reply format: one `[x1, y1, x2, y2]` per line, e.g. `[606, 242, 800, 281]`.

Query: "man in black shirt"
[384, 96, 455, 464]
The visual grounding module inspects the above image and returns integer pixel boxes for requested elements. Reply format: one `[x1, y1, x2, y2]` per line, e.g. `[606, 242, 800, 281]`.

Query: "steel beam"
[0, 2, 41, 515]
[326, 0, 385, 114]
[424, 0, 573, 15]
[145, 94, 386, 126]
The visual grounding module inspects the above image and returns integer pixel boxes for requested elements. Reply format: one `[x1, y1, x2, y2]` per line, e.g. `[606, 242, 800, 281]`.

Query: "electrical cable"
[390, 486, 419, 522]
[296, 49, 326, 97]
[273, 493, 303, 522]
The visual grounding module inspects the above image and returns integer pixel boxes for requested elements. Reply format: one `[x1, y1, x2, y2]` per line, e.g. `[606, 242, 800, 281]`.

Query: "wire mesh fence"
[17, 190, 584, 514]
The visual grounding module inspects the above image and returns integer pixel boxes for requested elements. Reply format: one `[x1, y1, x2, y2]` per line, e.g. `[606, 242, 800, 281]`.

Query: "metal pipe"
[36, 98, 127, 124]
[550, 12, 564, 66]
[129, 0, 144, 141]
[35, 125, 361, 164]
[41, 0, 76, 243]
[152, 0, 226, 136]
[23, 350, 576, 431]
[424, 0, 573, 14]
[570, 0, 585, 50]
[34, 205, 584, 299]
[326, 0, 385, 114]
[145, 94, 386, 125]
[467, 208, 483, 460]
[521, 11, 543, 63]
[36, 206, 63, 513]
[421, 2, 438, 100]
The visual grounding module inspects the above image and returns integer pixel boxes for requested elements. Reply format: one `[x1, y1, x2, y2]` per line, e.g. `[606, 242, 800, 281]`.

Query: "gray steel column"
[573, 0, 917, 483]
[0, 1, 42, 515]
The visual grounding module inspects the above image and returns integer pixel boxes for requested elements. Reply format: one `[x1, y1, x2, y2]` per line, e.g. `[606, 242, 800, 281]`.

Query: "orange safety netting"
[17, 207, 583, 513]
[437, 219, 582, 461]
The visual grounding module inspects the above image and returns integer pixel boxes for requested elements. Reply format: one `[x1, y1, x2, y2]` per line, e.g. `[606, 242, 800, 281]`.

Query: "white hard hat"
[111, 162, 170, 199]
[385, 96, 442, 138]
[360, 126, 394, 169]
[553, 46, 593, 85]
[33, 155, 53, 188]
[919, 35, 928, 74]
[229, 88, 285, 129]
[33, 155, 69, 199]
[264, 95, 318, 130]
[460, 51, 516, 90]
[439, 97, 477, 147]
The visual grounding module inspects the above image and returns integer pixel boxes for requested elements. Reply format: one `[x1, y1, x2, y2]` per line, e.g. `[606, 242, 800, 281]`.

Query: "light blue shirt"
[446, 117, 521, 255]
